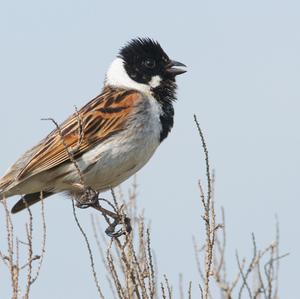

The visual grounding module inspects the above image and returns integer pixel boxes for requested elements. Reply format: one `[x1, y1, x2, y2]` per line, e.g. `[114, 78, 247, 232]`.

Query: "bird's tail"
[11, 191, 53, 213]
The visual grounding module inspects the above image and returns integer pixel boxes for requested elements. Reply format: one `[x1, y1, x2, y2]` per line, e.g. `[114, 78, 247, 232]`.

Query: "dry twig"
[0, 194, 47, 299]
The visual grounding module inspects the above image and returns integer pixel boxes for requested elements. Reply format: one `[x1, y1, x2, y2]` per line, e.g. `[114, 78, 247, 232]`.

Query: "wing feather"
[15, 88, 142, 181]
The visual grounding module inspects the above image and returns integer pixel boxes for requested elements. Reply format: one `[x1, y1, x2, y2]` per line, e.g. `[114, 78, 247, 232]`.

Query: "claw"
[105, 217, 132, 238]
[105, 220, 124, 238]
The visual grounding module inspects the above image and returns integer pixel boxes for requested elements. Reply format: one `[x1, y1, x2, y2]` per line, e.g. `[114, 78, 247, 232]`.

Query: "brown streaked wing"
[16, 88, 142, 180]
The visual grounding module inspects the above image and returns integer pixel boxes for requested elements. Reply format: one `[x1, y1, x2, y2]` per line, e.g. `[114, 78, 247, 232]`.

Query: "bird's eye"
[144, 58, 156, 69]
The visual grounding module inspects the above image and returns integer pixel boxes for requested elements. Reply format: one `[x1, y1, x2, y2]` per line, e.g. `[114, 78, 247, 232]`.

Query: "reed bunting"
[0, 38, 186, 215]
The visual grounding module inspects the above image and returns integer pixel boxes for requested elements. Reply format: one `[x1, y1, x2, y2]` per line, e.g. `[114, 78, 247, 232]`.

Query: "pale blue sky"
[0, 0, 299, 298]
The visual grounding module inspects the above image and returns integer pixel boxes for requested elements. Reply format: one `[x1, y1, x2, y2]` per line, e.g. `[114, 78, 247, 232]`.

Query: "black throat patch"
[152, 79, 177, 142]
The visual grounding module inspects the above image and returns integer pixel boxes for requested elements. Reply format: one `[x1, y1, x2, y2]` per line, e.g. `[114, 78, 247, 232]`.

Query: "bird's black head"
[118, 38, 186, 88]
[105, 38, 186, 142]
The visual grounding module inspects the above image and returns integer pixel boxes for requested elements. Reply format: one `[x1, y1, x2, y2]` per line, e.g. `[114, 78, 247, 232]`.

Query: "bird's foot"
[91, 201, 132, 237]
[76, 187, 99, 209]
[74, 187, 132, 237]
[105, 216, 132, 238]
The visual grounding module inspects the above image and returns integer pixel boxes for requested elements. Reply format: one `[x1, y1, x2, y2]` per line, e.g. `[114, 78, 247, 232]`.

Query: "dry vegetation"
[0, 115, 287, 298]
[0, 195, 46, 299]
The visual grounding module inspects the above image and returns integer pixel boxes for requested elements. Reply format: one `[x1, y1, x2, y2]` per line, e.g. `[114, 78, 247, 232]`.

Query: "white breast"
[77, 94, 162, 191]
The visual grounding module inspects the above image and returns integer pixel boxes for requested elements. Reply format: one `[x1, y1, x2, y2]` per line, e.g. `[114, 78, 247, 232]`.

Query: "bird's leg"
[75, 187, 132, 237]
[75, 187, 99, 209]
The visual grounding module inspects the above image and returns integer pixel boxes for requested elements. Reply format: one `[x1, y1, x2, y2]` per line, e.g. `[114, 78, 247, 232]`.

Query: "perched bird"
[0, 38, 186, 214]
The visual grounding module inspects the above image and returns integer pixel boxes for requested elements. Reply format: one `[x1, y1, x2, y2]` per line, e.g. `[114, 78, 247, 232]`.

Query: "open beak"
[166, 60, 187, 76]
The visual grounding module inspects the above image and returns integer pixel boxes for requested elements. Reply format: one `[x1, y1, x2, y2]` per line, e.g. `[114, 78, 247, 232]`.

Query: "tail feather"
[11, 191, 53, 214]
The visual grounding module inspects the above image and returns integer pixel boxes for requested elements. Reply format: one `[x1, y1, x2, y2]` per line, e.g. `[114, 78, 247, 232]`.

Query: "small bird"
[0, 38, 186, 215]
